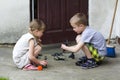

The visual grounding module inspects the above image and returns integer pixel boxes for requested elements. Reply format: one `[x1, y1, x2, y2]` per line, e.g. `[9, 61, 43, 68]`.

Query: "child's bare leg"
[81, 45, 92, 59]
[76, 35, 92, 59]
[34, 45, 42, 57]
[30, 45, 42, 66]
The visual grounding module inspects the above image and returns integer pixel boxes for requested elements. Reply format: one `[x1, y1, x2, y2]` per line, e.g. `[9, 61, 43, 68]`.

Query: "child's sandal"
[22, 64, 38, 71]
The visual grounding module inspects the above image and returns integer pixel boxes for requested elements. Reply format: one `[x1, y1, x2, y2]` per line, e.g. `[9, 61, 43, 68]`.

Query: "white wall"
[89, 0, 120, 39]
[0, 0, 29, 43]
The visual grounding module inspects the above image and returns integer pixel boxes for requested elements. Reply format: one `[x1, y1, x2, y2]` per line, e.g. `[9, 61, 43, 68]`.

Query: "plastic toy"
[38, 66, 43, 71]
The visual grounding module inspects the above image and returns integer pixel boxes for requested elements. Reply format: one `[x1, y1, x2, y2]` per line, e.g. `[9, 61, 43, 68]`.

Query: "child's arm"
[61, 41, 84, 53]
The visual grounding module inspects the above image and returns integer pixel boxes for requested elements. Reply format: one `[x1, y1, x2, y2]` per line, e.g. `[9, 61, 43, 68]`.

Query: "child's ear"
[79, 24, 84, 27]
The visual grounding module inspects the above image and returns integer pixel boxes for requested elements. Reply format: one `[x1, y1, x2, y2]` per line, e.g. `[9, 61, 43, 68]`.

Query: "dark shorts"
[86, 43, 104, 62]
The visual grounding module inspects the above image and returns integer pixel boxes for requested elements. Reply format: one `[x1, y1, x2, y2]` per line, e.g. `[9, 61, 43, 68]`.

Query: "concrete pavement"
[0, 43, 120, 80]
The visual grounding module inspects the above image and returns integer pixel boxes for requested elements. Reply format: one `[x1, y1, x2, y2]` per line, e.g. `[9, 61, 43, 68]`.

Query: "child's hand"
[37, 39, 42, 46]
[38, 39, 42, 42]
[61, 44, 67, 50]
[39, 60, 47, 66]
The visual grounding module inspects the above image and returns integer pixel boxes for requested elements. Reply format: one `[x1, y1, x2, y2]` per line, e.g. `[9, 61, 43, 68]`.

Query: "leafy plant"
[0, 77, 9, 80]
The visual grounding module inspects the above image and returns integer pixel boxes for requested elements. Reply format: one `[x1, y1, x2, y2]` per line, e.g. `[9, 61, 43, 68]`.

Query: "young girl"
[13, 19, 47, 70]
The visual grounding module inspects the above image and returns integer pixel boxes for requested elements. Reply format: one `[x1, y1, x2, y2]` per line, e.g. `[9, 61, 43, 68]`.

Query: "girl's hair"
[29, 19, 46, 31]
[70, 13, 88, 26]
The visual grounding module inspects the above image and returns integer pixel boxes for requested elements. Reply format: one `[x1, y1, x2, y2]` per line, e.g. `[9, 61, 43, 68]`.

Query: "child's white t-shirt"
[13, 32, 37, 68]
[80, 26, 107, 56]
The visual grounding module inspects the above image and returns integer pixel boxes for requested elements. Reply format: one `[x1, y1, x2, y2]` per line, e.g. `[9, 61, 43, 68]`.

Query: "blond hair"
[29, 19, 46, 31]
[70, 13, 87, 26]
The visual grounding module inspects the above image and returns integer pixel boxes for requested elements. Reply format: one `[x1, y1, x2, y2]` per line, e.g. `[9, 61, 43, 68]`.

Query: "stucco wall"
[89, 0, 120, 39]
[0, 0, 29, 43]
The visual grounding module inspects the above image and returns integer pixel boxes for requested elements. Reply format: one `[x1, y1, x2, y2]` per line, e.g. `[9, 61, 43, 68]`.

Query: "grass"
[0, 77, 9, 80]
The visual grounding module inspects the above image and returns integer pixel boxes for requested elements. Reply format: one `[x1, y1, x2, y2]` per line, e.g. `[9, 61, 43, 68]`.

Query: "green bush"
[0, 77, 9, 80]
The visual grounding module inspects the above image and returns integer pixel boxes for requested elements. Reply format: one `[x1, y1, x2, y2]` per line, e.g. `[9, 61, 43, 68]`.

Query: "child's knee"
[76, 35, 81, 43]
[36, 45, 42, 51]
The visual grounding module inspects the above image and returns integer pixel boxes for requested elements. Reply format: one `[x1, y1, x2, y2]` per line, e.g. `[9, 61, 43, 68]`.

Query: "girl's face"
[70, 23, 85, 34]
[33, 29, 44, 38]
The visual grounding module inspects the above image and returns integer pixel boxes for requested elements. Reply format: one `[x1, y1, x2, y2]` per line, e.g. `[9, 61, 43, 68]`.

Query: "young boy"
[61, 13, 106, 69]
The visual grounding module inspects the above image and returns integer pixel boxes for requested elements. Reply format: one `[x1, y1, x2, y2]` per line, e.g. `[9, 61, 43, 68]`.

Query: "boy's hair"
[30, 19, 46, 31]
[70, 13, 88, 26]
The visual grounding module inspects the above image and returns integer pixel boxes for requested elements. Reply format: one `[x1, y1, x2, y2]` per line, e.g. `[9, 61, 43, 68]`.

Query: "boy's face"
[70, 23, 84, 34]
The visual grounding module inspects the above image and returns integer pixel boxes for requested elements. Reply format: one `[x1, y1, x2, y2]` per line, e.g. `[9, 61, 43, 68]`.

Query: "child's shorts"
[85, 43, 104, 62]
